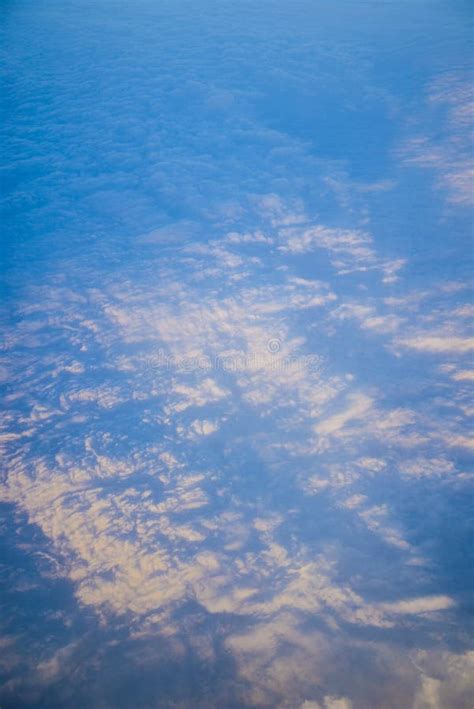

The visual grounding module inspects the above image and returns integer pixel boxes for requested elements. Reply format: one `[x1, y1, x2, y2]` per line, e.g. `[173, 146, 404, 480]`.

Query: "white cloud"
[340, 494, 367, 510]
[359, 505, 411, 551]
[380, 596, 455, 615]
[333, 302, 404, 334]
[314, 394, 373, 436]
[395, 335, 474, 354]
[324, 698, 352, 709]
[399, 458, 455, 478]
[452, 370, 474, 381]
[401, 75, 474, 206]
[355, 457, 386, 473]
[412, 649, 474, 709]
[166, 378, 229, 414]
[224, 229, 273, 245]
[188, 419, 220, 437]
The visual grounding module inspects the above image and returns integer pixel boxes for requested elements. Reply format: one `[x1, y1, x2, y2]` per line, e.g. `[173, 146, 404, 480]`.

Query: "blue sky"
[1, 1, 473, 707]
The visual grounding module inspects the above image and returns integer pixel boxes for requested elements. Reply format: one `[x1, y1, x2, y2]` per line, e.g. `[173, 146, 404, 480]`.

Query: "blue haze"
[1, 1, 473, 707]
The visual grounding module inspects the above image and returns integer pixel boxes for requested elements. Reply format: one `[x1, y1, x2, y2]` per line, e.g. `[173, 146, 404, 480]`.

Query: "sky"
[0, 1, 473, 707]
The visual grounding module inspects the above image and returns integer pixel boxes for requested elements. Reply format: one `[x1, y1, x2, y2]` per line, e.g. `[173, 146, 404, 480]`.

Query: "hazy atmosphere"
[1, 1, 473, 707]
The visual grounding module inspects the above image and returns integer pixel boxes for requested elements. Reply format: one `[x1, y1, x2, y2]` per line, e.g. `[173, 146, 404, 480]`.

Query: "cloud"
[186, 419, 220, 437]
[137, 220, 198, 245]
[277, 223, 404, 281]
[314, 394, 374, 435]
[324, 698, 352, 709]
[400, 75, 474, 206]
[224, 230, 274, 245]
[2, 2, 473, 704]
[333, 302, 404, 334]
[412, 649, 474, 709]
[355, 457, 386, 473]
[359, 505, 411, 551]
[399, 458, 456, 479]
[166, 378, 229, 414]
[380, 596, 455, 615]
[340, 494, 367, 510]
[395, 335, 474, 354]
[452, 370, 474, 381]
